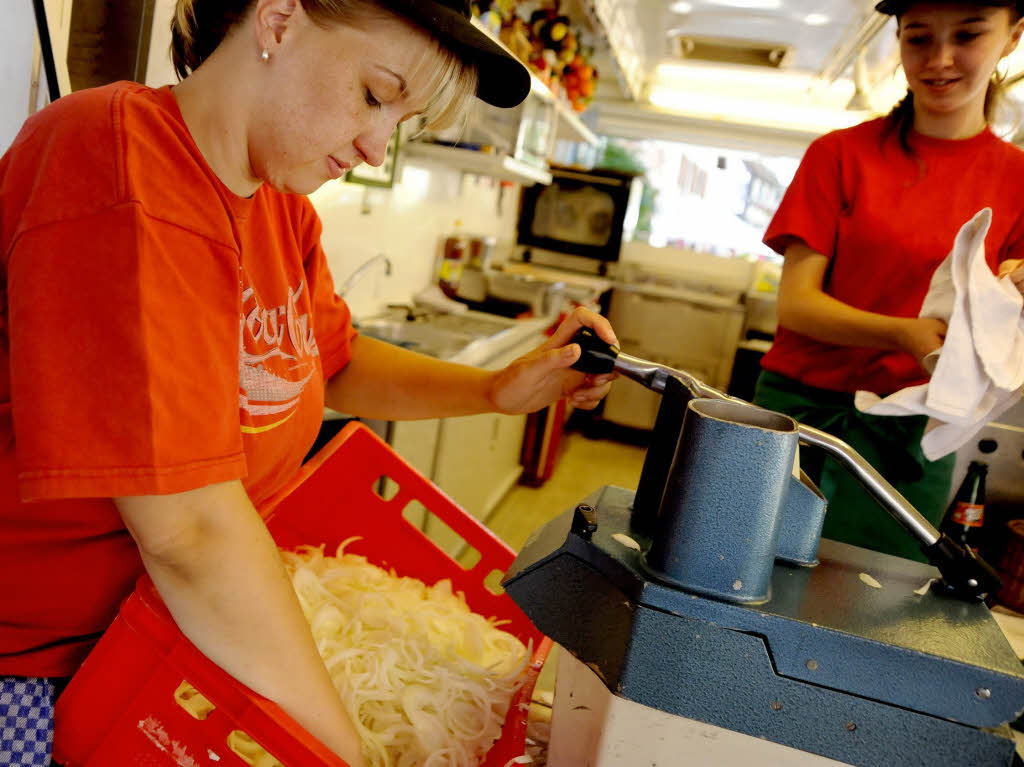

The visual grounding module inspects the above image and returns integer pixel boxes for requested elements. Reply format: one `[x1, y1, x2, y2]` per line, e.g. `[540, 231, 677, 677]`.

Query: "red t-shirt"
[0, 82, 356, 676]
[762, 118, 1024, 396]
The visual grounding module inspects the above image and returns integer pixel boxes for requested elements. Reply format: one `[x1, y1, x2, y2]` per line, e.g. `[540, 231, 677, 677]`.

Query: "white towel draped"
[854, 208, 1024, 460]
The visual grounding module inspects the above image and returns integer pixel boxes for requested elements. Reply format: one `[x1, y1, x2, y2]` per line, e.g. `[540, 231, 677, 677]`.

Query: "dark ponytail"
[885, 91, 916, 155]
[171, 0, 255, 80]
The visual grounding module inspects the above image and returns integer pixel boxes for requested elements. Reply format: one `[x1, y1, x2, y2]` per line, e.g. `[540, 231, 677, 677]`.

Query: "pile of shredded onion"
[282, 540, 531, 767]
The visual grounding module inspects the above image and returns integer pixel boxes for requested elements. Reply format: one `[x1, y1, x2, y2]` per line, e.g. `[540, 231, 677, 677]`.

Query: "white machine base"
[547, 649, 848, 767]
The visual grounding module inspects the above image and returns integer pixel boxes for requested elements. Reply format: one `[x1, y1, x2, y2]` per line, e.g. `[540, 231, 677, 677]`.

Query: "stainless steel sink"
[424, 313, 516, 338]
[354, 309, 520, 361]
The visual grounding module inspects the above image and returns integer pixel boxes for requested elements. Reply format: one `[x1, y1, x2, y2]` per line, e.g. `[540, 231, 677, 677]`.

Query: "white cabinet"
[2, 2, 40, 154]
[424, 333, 543, 556]
[602, 286, 744, 430]
[432, 409, 527, 523]
[376, 329, 544, 558]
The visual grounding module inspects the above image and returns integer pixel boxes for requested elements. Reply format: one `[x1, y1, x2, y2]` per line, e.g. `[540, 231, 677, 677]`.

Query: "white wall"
[2, 1, 43, 154]
[309, 161, 520, 319]
[2, 0, 177, 156]
[146, 0, 179, 88]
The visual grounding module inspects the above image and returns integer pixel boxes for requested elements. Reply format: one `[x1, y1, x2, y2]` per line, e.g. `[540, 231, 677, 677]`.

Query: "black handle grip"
[570, 327, 620, 375]
[921, 534, 1002, 601]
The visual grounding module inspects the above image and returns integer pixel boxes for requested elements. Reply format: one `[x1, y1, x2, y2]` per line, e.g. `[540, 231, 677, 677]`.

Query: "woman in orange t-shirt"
[0, 1, 619, 763]
[754, 0, 1024, 563]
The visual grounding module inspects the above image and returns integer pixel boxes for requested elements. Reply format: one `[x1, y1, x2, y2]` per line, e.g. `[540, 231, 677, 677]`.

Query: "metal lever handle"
[569, 329, 1001, 600]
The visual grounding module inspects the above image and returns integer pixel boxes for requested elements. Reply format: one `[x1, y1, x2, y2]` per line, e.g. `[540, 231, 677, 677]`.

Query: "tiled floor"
[485, 426, 649, 553]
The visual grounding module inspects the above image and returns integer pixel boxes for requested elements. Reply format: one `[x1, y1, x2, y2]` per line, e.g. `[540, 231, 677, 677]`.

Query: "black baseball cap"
[875, 0, 1023, 15]
[381, 0, 531, 108]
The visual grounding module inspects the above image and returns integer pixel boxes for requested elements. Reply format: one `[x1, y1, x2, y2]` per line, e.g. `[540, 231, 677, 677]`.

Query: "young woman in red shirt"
[755, 0, 1024, 563]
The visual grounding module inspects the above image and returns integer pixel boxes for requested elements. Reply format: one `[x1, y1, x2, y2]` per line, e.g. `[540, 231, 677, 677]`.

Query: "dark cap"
[380, 0, 531, 108]
[875, 0, 1023, 15]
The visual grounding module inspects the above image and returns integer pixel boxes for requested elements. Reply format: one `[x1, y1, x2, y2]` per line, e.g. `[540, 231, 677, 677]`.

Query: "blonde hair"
[171, 0, 477, 130]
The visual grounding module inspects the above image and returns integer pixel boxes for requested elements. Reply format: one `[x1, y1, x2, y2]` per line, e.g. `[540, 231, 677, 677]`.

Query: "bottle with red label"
[438, 221, 467, 300]
[438, 236, 465, 299]
[939, 460, 988, 552]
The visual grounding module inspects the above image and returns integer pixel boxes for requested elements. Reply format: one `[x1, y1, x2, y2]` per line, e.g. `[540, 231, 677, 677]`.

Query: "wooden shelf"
[402, 142, 553, 186]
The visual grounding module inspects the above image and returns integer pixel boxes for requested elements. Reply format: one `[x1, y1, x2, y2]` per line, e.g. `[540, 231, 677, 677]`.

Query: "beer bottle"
[939, 461, 988, 552]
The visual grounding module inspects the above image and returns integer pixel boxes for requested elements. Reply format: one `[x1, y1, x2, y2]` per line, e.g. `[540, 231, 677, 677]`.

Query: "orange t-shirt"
[761, 118, 1024, 396]
[0, 82, 356, 676]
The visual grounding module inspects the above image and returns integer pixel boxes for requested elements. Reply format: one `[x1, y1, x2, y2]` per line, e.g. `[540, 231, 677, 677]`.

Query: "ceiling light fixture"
[648, 86, 868, 133]
[669, 1, 693, 13]
[804, 13, 829, 26]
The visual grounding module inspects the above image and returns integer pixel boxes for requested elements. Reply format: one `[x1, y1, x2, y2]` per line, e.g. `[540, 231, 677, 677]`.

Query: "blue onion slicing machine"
[501, 328, 1024, 767]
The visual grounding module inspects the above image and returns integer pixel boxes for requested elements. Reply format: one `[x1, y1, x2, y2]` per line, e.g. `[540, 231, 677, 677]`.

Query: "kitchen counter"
[356, 308, 551, 367]
[497, 261, 614, 295]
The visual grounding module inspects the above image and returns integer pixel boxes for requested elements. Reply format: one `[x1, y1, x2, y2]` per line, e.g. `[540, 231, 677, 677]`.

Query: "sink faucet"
[339, 253, 392, 298]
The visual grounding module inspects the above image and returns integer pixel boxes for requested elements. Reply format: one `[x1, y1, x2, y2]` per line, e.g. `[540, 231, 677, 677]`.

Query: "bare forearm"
[775, 242, 946, 367]
[118, 486, 366, 767]
[325, 334, 497, 420]
[328, 308, 619, 419]
[778, 286, 908, 350]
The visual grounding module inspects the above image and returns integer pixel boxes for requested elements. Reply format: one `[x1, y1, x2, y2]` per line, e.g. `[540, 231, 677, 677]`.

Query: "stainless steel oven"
[516, 165, 642, 269]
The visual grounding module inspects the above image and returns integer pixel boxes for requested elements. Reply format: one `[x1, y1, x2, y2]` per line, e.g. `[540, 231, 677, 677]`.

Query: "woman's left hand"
[998, 258, 1024, 297]
[489, 307, 619, 415]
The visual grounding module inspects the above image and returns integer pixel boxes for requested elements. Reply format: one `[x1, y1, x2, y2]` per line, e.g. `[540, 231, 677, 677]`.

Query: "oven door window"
[531, 185, 616, 247]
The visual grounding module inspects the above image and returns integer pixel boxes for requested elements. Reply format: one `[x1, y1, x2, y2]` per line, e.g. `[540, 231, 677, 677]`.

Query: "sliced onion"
[282, 543, 531, 767]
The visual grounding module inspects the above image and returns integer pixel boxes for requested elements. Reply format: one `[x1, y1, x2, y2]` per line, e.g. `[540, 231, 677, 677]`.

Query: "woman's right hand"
[895, 317, 947, 372]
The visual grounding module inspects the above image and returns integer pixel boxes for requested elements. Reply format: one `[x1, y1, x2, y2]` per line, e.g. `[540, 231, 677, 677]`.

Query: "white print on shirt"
[238, 277, 319, 433]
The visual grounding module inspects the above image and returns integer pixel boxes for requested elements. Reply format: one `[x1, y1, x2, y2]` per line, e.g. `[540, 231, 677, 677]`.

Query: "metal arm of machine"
[570, 328, 1001, 600]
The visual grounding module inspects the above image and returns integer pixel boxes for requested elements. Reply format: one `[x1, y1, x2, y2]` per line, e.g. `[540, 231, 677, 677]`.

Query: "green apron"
[753, 370, 954, 563]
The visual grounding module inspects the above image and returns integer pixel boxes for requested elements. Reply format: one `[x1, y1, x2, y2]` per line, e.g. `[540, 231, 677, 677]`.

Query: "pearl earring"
[261, 48, 269, 62]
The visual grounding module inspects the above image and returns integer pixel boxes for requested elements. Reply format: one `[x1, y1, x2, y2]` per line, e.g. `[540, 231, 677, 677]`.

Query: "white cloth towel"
[854, 208, 1024, 460]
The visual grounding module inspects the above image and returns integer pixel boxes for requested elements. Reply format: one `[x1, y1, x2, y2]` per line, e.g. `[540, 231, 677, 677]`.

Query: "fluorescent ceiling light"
[670, 1, 693, 12]
[652, 63, 858, 112]
[648, 86, 868, 133]
[804, 13, 829, 25]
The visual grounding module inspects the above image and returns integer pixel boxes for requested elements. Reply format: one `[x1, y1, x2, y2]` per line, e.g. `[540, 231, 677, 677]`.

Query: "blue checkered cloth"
[0, 678, 54, 766]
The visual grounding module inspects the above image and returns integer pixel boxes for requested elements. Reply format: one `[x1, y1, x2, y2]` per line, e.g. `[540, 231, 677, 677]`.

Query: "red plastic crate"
[53, 422, 551, 767]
